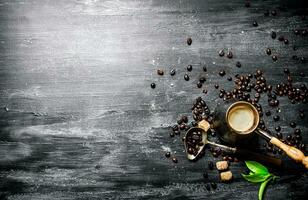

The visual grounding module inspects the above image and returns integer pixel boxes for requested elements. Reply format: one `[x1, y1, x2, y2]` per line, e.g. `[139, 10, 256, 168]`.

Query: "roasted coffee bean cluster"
[191, 97, 212, 123]
[185, 129, 203, 156]
[170, 115, 190, 137]
[273, 75, 308, 104]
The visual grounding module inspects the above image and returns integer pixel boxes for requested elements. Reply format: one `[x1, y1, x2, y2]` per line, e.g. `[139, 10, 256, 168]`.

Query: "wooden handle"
[198, 120, 210, 132]
[270, 137, 308, 169]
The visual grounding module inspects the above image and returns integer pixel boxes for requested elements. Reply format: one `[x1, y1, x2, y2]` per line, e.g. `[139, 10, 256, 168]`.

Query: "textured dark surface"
[0, 0, 308, 199]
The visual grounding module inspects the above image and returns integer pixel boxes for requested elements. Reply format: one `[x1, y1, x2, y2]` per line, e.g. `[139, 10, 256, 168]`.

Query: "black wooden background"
[0, 0, 307, 199]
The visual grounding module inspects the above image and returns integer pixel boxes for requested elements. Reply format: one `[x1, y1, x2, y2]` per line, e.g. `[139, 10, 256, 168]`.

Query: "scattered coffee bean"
[300, 57, 306, 63]
[203, 65, 207, 72]
[294, 29, 300, 35]
[172, 157, 178, 163]
[278, 35, 284, 41]
[151, 83, 156, 89]
[214, 84, 219, 89]
[197, 81, 203, 88]
[284, 39, 289, 44]
[236, 61, 241, 68]
[272, 55, 278, 61]
[294, 129, 301, 135]
[157, 69, 164, 76]
[170, 69, 176, 76]
[273, 115, 280, 121]
[187, 37, 192, 45]
[276, 132, 282, 139]
[252, 21, 258, 27]
[266, 48, 271, 55]
[302, 30, 307, 36]
[219, 50, 225, 57]
[227, 51, 233, 58]
[184, 74, 190, 81]
[187, 65, 193, 72]
[170, 132, 175, 137]
[264, 10, 270, 16]
[227, 76, 232, 81]
[165, 152, 171, 158]
[271, 10, 277, 16]
[265, 110, 271, 116]
[199, 77, 206, 83]
[290, 122, 296, 128]
[299, 112, 305, 119]
[219, 70, 226, 76]
[271, 31, 277, 39]
[275, 126, 281, 132]
[283, 68, 290, 74]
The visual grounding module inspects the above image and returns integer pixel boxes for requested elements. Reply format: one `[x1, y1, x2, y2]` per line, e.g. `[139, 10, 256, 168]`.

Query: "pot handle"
[270, 137, 308, 169]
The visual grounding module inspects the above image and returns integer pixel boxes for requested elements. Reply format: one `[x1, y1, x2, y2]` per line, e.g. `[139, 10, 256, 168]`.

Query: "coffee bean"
[252, 21, 258, 27]
[283, 68, 290, 74]
[214, 84, 219, 89]
[266, 48, 271, 55]
[299, 112, 305, 119]
[184, 74, 190, 81]
[300, 57, 306, 63]
[278, 35, 284, 41]
[227, 51, 233, 58]
[227, 76, 232, 81]
[271, 31, 277, 39]
[294, 29, 300, 35]
[172, 157, 178, 163]
[157, 69, 164, 76]
[290, 122, 296, 128]
[187, 65, 193, 72]
[271, 10, 277, 16]
[276, 132, 282, 139]
[275, 126, 281, 132]
[265, 110, 271, 116]
[235, 61, 241, 68]
[182, 116, 188, 123]
[302, 30, 307, 36]
[219, 70, 226, 76]
[203, 65, 207, 72]
[174, 130, 180, 135]
[170, 69, 176, 76]
[151, 83, 156, 89]
[170, 132, 175, 137]
[165, 152, 171, 158]
[295, 128, 302, 136]
[199, 77, 206, 83]
[273, 115, 280, 121]
[272, 55, 278, 61]
[284, 39, 289, 44]
[219, 50, 225, 57]
[187, 37, 192, 45]
[172, 125, 179, 131]
[197, 81, 203, 88]
[264, 10, 270, 16]
[203, 89, 208, 94]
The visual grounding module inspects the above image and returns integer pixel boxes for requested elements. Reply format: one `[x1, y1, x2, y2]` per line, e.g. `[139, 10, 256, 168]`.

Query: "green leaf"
[241, 173, 271, 183]
[245, 161, 269, 175]
[258, 177, 272, 200]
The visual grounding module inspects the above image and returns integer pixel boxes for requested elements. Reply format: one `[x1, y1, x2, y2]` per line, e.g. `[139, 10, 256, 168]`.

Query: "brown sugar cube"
[216, 161, 228, 171]
[220, 171, 233, 182]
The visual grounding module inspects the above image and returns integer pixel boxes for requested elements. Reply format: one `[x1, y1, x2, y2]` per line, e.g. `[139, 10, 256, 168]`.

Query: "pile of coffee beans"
[185, 129, 203, 156]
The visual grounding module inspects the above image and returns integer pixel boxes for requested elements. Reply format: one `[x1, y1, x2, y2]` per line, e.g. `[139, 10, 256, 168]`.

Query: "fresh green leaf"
[245, 161, 269, 175]
[258, 177, 272, 200]
[241, 173, 271, 183]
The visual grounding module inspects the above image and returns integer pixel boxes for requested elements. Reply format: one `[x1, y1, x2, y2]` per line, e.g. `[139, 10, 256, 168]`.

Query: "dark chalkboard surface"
[0, 0, 307, 199]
